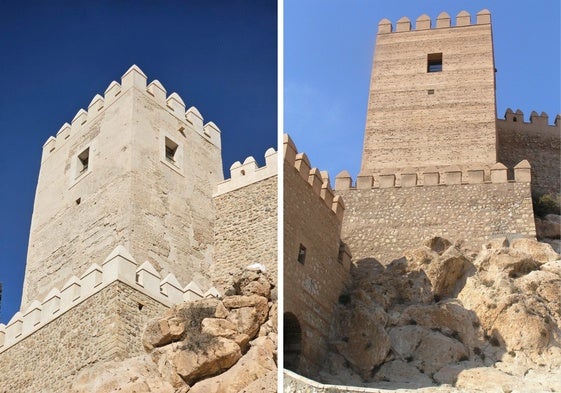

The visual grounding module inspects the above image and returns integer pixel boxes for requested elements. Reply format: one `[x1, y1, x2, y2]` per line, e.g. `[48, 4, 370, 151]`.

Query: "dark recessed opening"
[427, 53, 443, 72]
[165, 137, 178, 162]
[75, 198, 81, 205]
[78, 148, 89, 174]
[428, 89, 435, 95]
[297, 244, 306, 264]
[138, 303, 144, 311]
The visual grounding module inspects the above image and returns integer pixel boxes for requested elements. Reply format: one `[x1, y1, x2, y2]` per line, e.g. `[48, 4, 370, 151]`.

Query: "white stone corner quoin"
[0, 245, 220, 354]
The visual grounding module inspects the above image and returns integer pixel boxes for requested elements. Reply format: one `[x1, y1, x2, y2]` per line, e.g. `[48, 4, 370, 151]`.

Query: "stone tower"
[21, 65, 223, 307]
[360, 10, 497, 175]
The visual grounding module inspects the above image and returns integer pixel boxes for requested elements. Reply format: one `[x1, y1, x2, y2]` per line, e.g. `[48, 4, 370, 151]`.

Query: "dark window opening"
[337, 242, 345, 264]
[513, 116, 517, 122]
[428, 89, 435, 95]
[297, 244, 306, 264]
[75, 198, 81, 205]
[78, 148, 89, 174]
[427, 53, 443, 73]
[165, 137, 178, 162]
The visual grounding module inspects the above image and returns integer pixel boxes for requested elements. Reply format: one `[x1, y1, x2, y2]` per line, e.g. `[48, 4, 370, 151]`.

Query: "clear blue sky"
[285, 0, 561, 180]
[0, 1, 277, 324]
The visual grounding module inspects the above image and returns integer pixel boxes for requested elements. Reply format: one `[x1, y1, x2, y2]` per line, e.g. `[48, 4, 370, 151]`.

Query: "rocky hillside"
[323, 237, 561, 392]
[71, 266, 277, 393]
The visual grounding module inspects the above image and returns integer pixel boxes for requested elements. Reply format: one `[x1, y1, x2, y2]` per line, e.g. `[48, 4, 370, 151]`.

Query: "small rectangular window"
[337, 242, 345, 264]
[78, 148, 89, 174]
[427, 53, 442, 73]
[165, 137, 178, 163]
[297, 244, 306, 264]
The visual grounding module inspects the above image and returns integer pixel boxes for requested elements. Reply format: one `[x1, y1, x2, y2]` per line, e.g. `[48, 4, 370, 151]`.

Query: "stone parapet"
[378, 9, 491, 34]
[42, 65, 221, 163]
[0, 245, 218, 354]
[335, 161, 531, 191]
[284, 134, 344, 222]
[215, 147, 277, 195]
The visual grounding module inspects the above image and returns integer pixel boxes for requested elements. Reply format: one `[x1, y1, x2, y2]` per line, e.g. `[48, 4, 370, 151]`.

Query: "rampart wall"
[283, 135, 351, 378]
[497, 109, 561, 198]
[213, 148, 278, 292]
[335, 162, 535, 263]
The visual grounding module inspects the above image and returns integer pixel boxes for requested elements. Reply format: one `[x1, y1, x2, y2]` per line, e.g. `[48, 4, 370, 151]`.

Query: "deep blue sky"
[285, 0, 560, 181]
[0, 1, 277, 324]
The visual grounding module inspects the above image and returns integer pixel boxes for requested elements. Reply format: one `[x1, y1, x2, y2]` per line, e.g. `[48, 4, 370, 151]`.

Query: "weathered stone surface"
[189, 336, 276, 393]
[510, 237, 560, 263]
[535, 216, 561, 239]
[201, 318, 237, 338]
[373, 360, 434, 388]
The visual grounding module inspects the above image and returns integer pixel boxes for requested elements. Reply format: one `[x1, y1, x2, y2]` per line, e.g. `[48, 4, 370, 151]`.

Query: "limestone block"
[444, 167, 462, 185]
[42, 288, 61, 319]
[283, 134, 297, 164]
[121, 64, 147, 91]
[332, 195, 345, 222]
[0, 324, 5, 347]
[71, 109, 87, 127]
[203, 122, 220, 146]
[161, 273, 184, 304]
[335, 170, 352, 190]
[55, 122, 71, 141]
[294, 153, 311, 181]
[22, 300, 42, 334]
[467, 169, 484, 184]
[87, 94, 104, 117]
[415, 14, 431, 30]
[321, 182, 334, 207]
[42, 136, 57, 162]
[166, 92, 186, 114]
[491, 162, 508, 183]
[6, 312, 23, 343]
[436, 12, 451, 28]
[396, 16, 411, 32]
[514, 159, 532, 182]
[378, 174, 396, 188]
[423, 169, 440, 186]
[265, 147, 276, 167]
[378, 18, 392, 34]
[186, 106, 204, 133]
[103, 81, 121, 105]
[61, 276, 81, 309]
[308, 168, 323, 195]
[356, 175, 373, 189]
[236, 156, 258, 178]
[136, 261, 162, 295]
[80, 263, 103, 295]
[456, 10, 471, 26]
[147, 80, 167, 105]
[476, 9, 491, 24]
[102, 245, 138, 285]
[184, 281, 204, 302]
[401, 171, 417, 187]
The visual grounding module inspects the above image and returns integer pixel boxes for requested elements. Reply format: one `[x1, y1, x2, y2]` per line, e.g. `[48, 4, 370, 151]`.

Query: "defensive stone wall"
[213, 148, 278, 292]
[23, 65, 223, 308]
[497, 109, 561, 197]
[283, 135, 351, 378]
[0, 245, 218, 392]
[361, 10, 496, 174]
[335, 162, 535, 263]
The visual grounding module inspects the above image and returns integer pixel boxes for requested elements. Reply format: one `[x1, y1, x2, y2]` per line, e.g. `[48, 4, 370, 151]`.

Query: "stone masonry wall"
[338, 181, 535, 264]
[283, 135, 351, 378]
[213, 175, 278, 292]
[497, 110, 561, 198]
[0, 282, 166, 393]
[361, 11, 496, 174]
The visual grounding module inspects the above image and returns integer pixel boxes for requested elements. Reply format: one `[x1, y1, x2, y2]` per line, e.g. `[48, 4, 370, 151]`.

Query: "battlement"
[284, 134, 344, 222]
[0, 245, 218, 354]
[335, 161, 531, 190]
[498, 108, 561, 129]
[378, 9, 491, 34]
[42, 65, 221, 162]
[215, 147, 277, 195]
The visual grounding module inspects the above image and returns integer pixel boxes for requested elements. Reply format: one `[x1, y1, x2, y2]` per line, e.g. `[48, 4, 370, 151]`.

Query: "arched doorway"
[284, 312, 302, 371]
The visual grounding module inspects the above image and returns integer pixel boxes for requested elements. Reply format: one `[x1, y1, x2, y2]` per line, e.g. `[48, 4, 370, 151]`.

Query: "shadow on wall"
[284, 312, 303, 372]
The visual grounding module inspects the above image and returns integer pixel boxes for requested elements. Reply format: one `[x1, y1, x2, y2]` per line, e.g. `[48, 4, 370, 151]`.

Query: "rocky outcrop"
[324, 237, 561, 391]
[71, 265, 277, 393]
